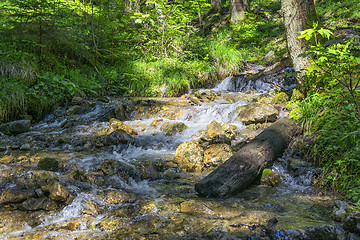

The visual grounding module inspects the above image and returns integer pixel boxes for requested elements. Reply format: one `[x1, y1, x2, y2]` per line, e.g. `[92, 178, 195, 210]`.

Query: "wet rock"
[174, 140, 204, 172]
[104, 190, 136, 204]
[115, 104, 127, 121]
[193, 89, 217, 101]
[150, 118, 164, 127]
[81, 201, 104, 215]
[236, 103, 278, 125]
[103, 118, 138, 135]
[195, 118, 299, 197]
[20, 143, 31, 151]
[66, 105, 81, 115]
[71, 96, 83, 105]
[163, 168, 181, 180]
[99, 129, 135, 146]
[98, 159, 140, 180]
[0, 188, 35, 204]
[0, 120, 31, 136]
[207, 121, 235, 141]
[260, 169, 281, 187]
[200, 134, 232, 147]
[203, 144, 233, 170]
[288, 158, 313, 177]
[302, 225, 347, 240]
[222, 93, 258, 103]
[41, 181, 69, 202]
[245, 122, 273, 131]
[37, 157, 59, 171]
[160, 122, 188, 136]
[20, 197, 59, 211]
[344, 211, 360, 234]
[15, 170, 58, 189]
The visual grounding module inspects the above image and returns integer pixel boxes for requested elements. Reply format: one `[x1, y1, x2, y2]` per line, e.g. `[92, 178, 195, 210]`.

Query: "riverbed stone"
[0, 188, 35, 204]
[332, 200, 353, 222]
[160, 122, 188, 136]
[103, 118, 138, 135]
[344, 211, 360, 234]
[236, 103, 278, 125]
[115, 104, 126, 121]
[203, 144, 233, 170]
[0, 120, 31, 136]
[150, 118, 164, 127]
[193, 89, 217, 101]
[20, 197, 59, 211]
[174, 140, 204, 172]
[66, 105, 81, 115]
[41, 181, 69, 202]
[104, 190, 136, 204]
[207, 121, 235, 141]
[99, 129, 135, 146]
[15, 170, 59, 189]
[37, 157, 59, 171]
[20, 143, 31, 151]
[98, 159, 140, 181]
[71, 96, 83, 105]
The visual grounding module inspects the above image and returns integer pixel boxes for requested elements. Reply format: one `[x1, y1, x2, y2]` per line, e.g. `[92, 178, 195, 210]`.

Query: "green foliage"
[293, 22, 360, 207]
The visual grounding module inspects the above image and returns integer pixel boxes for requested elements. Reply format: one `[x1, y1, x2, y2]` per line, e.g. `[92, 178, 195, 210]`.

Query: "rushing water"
[0, 70, 345, 240]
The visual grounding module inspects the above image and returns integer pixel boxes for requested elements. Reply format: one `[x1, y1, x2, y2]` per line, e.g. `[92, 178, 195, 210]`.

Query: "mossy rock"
[273, 92, 289, 104]
[290, 89, 304, 102]
[261, 168, 281, 187]
[37, 157, 59, 171]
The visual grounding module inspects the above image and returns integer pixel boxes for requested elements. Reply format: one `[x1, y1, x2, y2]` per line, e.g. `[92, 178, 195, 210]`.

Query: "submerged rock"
[0, 120, 31, 136]
[160, 122, 188, 136]
[0, 188, 35, 204]
[20, 197, 59, 211]
[236, 103, 278, 125]
[37, 157, 59, 171]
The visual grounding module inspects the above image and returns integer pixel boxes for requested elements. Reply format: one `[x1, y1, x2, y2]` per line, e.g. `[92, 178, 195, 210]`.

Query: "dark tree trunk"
[230, 0, 249, 24]
[195, 118, 299, 198]
[282, 0, 317, 88]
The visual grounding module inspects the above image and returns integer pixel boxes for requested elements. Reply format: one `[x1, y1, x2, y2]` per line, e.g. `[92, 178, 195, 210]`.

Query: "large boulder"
[195, 118, 299, 197]
[174, 140, 204, 172]
[236, 103, 278, 125]
[0, 120, 31, 136]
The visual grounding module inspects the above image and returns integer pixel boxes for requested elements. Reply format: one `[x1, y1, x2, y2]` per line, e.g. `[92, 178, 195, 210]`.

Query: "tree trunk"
[230, 0, 249, 24]
[195, 118, 299, 198]
[282, 0, 317, 89]
[210, 0, 222, 14]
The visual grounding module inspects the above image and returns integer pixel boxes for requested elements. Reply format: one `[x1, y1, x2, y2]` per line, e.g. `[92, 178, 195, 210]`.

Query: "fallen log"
[195, 118, 299, 198]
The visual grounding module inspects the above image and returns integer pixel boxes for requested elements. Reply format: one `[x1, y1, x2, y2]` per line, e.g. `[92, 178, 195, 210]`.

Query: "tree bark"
[282, 0, 317, 88]
[195, 118, 299, 198]
[210, 0, 222, 13]
[230, 0, 249, 24]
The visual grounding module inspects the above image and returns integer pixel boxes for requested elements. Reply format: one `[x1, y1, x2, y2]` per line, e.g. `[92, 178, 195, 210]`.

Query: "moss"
[290, 89, 304, 102]
[273, 92, 289, 104]
[262, 168, 272, 178]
